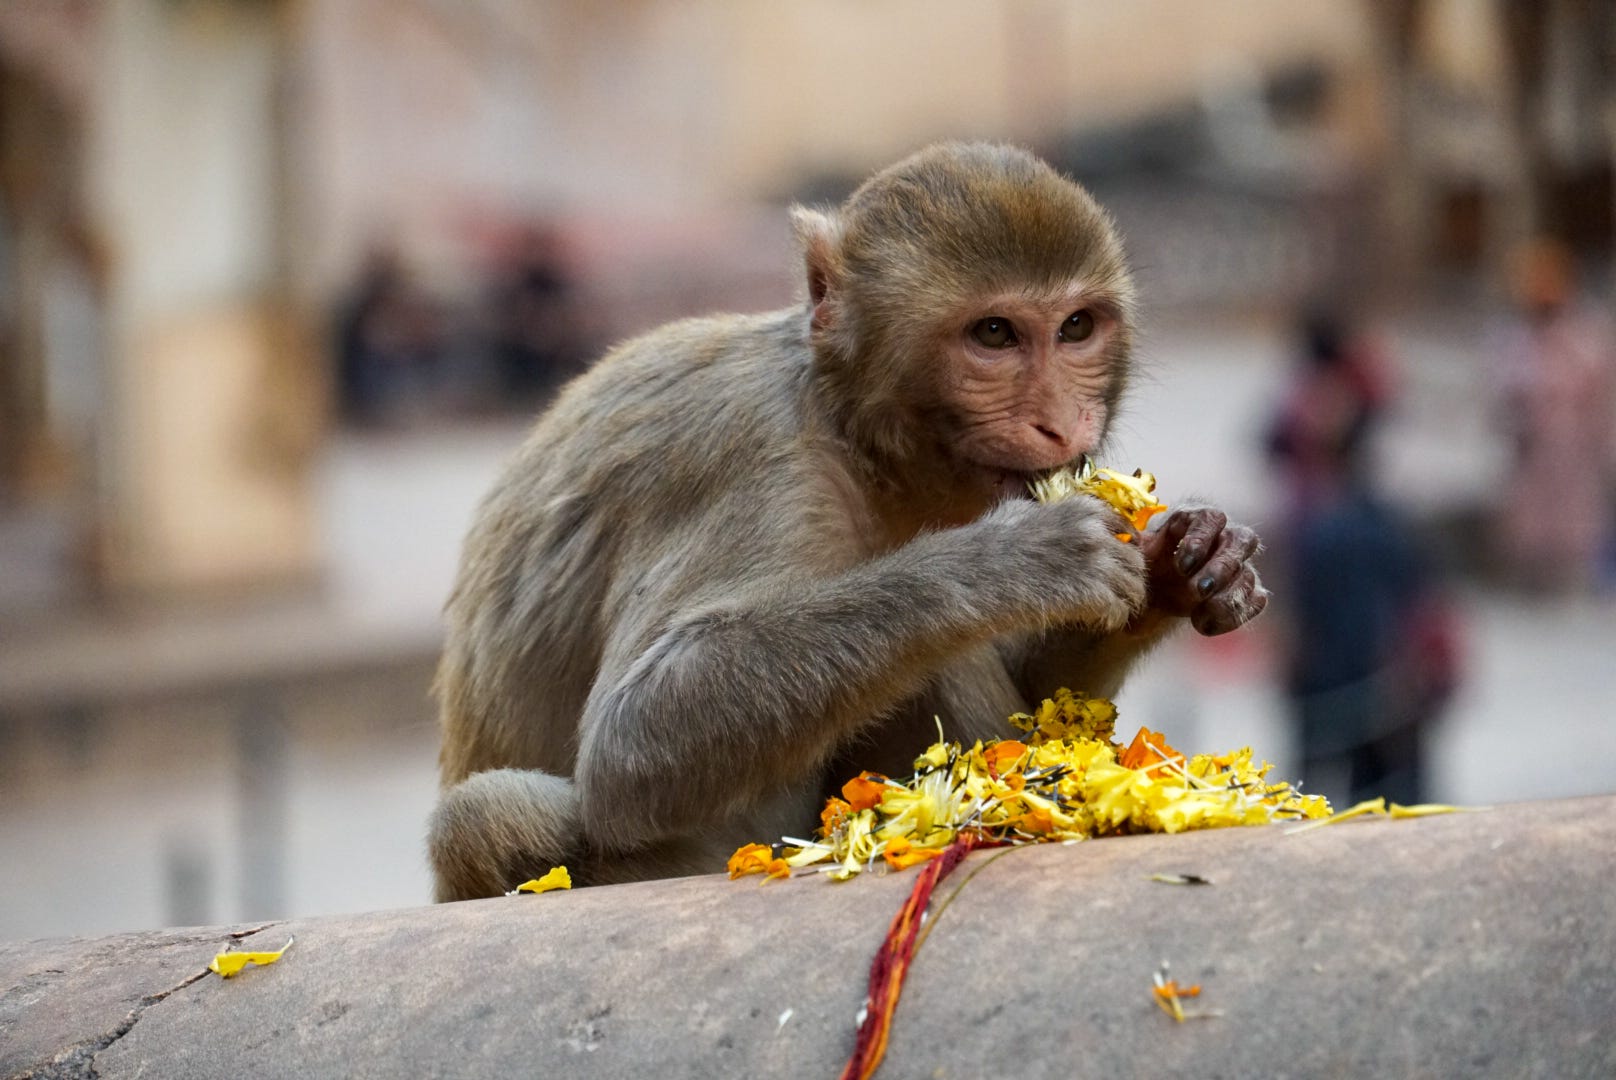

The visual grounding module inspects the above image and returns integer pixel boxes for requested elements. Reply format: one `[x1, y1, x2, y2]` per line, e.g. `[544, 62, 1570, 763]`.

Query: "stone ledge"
[4, 795, 1613, 1079]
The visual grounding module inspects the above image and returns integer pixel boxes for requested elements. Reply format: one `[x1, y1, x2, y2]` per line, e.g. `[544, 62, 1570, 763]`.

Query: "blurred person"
[485, 223, 588, 406]
[1490, 239, 1616, 592]
[1266, 310, 1460, 806]
[1265, 310, 1391, 510]
[333, 246, 446, 425]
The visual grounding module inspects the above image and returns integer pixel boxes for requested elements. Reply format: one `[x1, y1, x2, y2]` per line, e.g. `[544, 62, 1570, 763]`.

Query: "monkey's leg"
[428, 769, 581, 902]
[836, 643, 1027, 781]
[1011, 622, 1172, 703]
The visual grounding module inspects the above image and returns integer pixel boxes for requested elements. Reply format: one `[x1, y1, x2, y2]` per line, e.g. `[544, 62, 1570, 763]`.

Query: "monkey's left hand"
[1134, 507, 1269, 637]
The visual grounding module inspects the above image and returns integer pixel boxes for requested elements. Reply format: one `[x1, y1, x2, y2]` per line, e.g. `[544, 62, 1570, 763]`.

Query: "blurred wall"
[296, 0, 1375, 292]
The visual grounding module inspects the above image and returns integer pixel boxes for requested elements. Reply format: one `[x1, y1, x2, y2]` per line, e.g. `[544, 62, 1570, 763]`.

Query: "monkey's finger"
[1140, 508, 1192, 562]
[1188, 523, 1261, 601]
[1192, 566, 1269, 636]
[1172, 508, 1229, 577]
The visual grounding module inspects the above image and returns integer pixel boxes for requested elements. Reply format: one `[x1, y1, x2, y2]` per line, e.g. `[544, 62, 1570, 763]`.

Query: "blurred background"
[3, 0, 1615, 941]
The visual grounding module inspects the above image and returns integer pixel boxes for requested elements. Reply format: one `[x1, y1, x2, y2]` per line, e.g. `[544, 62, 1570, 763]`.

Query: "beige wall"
[297, 0, 1376, 291]
[718, 0, 1373, 189]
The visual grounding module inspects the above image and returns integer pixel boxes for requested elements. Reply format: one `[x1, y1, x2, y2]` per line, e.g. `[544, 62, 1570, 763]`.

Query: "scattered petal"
[1389, 802, 1482, 819]
[1153, 980, 1202, 1000]
[514, 866, 573, 894]
[1287, 798, 1483, 834]
[209, 937, 294, 979]
[882, 836, 943, 870]
[1152, 961, 1209, 1023]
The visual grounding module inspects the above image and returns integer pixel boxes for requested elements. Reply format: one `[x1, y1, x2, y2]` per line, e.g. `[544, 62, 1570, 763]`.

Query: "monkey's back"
[435, 307, 845, 786]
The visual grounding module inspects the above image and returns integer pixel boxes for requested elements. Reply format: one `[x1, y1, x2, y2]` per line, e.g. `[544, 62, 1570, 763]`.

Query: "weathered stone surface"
[4, 796, 1614, 1079]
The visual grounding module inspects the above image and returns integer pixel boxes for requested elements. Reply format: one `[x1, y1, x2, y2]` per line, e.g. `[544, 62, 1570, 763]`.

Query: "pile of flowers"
[729, 688, 1332, 882]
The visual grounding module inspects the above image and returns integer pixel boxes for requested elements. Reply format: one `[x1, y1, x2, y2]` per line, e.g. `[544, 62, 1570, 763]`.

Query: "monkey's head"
[794, 143, 1135, 514]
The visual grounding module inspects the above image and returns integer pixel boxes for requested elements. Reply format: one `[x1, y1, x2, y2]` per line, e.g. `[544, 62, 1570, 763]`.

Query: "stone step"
[3, 794, 1611, 1079]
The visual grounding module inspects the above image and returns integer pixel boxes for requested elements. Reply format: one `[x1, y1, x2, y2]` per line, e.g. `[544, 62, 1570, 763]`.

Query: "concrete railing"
[4, 795, 1613, 1079]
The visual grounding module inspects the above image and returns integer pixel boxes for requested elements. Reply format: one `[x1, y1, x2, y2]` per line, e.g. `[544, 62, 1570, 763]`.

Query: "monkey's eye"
[970, 317, 1017, 348]
[1059, 310, 1096, 343]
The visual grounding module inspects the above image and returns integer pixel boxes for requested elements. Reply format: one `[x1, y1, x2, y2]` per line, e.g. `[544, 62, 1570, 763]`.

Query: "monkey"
[428, 142, 1268, 901]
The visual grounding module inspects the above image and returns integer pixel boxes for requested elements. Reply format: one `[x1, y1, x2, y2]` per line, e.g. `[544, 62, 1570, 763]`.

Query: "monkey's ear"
[789, 206, 844, 310]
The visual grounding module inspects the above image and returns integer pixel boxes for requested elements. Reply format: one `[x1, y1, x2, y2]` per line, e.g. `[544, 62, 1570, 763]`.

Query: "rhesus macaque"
[430, 143, 1267, 901]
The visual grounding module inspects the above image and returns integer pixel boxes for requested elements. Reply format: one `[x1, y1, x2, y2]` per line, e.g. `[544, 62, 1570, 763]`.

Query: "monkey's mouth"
[990, 454, 1095, 503]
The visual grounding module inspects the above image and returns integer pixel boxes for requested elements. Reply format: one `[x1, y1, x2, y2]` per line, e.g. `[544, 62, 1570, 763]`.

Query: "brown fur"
[428, 144, 1247, 902]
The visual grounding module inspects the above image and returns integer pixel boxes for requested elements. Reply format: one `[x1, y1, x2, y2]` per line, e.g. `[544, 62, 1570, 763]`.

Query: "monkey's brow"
[1071, 293, 1128, 320]
[988, 284, 1127, 318]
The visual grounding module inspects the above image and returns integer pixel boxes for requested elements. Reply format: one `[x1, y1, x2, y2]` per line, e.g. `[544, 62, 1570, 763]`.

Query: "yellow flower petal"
[209, 937, 293, 978]
[515, 866, 573, 893]
[1388, 802, 1478, 818]
[1284, 797, 1387, 834]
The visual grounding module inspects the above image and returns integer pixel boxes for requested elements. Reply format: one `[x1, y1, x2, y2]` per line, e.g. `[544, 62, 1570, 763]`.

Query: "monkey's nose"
[1032, 423, 1073, 451]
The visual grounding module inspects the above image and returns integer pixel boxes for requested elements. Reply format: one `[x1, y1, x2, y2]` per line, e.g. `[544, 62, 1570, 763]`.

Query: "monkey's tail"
[428, 768, 582, 902]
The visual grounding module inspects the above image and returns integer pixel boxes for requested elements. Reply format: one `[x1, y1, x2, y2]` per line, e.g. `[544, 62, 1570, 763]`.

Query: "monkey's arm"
[575, 495, 1144, 852]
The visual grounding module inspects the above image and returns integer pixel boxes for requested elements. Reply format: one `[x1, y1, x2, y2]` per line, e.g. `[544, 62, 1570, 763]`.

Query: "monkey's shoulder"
[514, 308, 813, 494]
[579, 307, 809, 423]
[450, 304, 857, 661]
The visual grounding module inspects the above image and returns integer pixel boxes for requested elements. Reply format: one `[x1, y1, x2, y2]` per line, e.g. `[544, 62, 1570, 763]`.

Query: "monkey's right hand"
[989, 496, 1148, 633]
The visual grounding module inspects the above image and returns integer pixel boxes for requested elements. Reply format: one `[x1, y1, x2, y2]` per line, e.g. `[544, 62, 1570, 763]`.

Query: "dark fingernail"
[1176, 546, 1198, 574]
[1197, 575, 1216, 597]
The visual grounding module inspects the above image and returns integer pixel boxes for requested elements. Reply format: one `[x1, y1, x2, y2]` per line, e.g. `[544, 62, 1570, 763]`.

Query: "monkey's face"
[929, 285, 1125, 504]
[799, 143, 1136, 512]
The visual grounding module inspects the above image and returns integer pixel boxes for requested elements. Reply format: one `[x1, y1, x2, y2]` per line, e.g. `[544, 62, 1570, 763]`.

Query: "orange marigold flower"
[819, 796, 852, 837]
[984, 740, 1027, 776]
[1118, 727, 1182, 773]
[842, 772, 889, 811]
[728, 842, 792, 882]
[727, 843, 773, 879]
[1018, 805, 1054, 833]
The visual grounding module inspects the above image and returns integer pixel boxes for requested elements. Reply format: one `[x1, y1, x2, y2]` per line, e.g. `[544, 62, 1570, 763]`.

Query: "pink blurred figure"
[1492, 240, 1616, 591]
